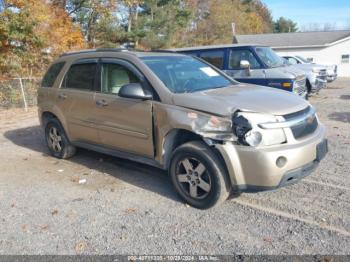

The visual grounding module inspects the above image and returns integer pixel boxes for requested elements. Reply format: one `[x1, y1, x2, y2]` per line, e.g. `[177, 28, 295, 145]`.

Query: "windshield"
[141, 56, 235, 93]
[255, 47, 285, 68]
[296, 56, 311, 63]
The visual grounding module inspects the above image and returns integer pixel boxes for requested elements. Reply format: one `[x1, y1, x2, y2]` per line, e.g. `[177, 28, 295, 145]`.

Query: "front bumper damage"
[215, 122, 327, 192]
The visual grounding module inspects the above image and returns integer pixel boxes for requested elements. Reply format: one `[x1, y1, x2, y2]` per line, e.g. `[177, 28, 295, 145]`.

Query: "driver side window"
[229, 49, 261, 69]
[101, 63, 140, 94]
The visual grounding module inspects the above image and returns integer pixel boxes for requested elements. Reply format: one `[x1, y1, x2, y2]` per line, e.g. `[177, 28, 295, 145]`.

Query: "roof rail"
[59, 48, 177, 58]
[60, 49, 95, 57]
[59, 48, 129, 57]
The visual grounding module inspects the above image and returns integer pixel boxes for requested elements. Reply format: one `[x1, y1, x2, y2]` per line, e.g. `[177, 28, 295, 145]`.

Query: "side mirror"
[119, 83, 153, 100]
[240, 60, 251, 76]
[240, 60, 250, 69]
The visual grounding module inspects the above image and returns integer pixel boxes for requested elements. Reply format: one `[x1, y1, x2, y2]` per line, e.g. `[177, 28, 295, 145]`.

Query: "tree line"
[0, 0, 297, 77]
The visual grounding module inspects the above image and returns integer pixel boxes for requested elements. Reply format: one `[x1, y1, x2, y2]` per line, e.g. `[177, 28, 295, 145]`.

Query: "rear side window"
[200, 50, 225, 69]
[63, 63, 97, 90]
[41, 62, 65, 87]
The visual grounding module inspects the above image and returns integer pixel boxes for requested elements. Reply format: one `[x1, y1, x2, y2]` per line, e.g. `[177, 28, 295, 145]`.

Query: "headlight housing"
[312, 68, 321, 73]
[233, 112, 286, 147]
[188, 112, 234, 141]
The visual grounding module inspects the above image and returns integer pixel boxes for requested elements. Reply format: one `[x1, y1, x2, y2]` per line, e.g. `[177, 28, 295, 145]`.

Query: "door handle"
[58, 93, 67, 100]
[96, 99, 108, 107]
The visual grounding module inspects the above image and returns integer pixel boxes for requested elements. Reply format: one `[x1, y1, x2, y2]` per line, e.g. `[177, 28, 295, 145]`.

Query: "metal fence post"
[19, 78, 28, 112]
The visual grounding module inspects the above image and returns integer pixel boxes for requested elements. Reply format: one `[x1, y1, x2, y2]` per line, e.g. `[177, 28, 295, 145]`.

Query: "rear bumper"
[38, 108, 44, 127]
[216, 124, 327, 191]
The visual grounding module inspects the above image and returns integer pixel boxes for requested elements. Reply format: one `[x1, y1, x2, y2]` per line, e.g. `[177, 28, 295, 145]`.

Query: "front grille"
[318, 69, 327, 81]
[284, 106, 319, 139]
[291, 116, 318, 139]
[319, 69, 327, 76]
[293, 78, 306, 96]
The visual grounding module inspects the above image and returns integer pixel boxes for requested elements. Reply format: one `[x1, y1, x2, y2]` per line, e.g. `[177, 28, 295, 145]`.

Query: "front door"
[93, 59, 154, 158]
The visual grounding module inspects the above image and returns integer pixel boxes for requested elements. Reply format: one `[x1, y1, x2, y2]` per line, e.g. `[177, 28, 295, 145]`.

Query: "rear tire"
[45, 118, 76, 159]
[169, 141, 231, 209]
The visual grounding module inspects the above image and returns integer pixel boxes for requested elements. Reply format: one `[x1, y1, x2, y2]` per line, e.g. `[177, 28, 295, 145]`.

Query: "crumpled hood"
[172, 84, 310, 117]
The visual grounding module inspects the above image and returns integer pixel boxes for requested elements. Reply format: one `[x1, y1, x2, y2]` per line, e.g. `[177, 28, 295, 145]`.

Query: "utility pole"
[231, 22, 236, 37]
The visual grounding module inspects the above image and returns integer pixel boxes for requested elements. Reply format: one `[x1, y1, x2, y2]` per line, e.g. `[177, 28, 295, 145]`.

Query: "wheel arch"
[161, 128, 203, 169]
[160, 128, 229, 173]
[40, 110, 69, 138]
[42, 111, 58, 125]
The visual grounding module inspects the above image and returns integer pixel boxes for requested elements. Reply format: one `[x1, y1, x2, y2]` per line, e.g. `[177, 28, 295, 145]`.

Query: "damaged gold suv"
[38, 49, 328, 209]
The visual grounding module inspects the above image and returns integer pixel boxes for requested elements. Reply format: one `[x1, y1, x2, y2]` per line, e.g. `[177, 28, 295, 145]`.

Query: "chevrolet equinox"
[38, 49, 328, 209]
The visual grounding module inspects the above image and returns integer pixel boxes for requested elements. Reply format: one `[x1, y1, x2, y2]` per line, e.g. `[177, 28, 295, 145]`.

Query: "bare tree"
[323, 22, 336, 31]
[301, 22, 338, 32]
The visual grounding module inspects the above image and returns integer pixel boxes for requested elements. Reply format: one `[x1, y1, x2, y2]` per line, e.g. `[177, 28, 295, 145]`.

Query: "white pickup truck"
[283, 56, 328, 94]
[283, 55, 337, 83]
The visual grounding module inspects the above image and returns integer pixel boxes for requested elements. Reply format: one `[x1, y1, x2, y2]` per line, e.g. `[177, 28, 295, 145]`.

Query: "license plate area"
[316, 139, 328, 162]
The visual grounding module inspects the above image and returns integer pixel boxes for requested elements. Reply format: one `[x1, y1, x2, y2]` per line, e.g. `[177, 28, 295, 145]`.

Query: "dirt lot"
[0, 79, 349, 255]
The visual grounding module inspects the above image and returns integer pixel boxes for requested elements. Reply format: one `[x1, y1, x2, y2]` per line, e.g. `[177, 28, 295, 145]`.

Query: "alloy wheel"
[176, 157, 211, 199]
[48, 126, 62, 153]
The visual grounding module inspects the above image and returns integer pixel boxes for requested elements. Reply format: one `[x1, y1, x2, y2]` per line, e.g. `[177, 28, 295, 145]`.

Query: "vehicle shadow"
[340, 95, 350, 100]
[3, 125, 181, 203]
[328, 112, 350, 123]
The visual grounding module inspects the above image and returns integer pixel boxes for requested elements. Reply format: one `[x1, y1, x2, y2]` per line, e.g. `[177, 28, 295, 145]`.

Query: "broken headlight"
[233, 112, 286, 147]
[232, 115, 263, 146]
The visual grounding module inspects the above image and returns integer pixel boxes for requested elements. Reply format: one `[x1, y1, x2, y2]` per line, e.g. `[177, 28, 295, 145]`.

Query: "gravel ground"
[0, 78, 349, 255]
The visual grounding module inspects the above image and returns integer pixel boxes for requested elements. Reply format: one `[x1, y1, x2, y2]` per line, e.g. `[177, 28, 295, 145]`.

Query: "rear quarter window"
[41, 62, 65, 87]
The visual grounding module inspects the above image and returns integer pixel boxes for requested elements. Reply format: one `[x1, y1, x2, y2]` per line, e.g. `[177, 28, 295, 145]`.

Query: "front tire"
[306, 80, 312, 95]
[169, 141, 231, 209]
[45, 118, 76, 159]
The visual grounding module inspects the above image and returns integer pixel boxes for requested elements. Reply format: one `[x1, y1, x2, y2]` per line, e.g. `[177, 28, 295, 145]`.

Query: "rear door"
[224, 48, 268, 86]
[56, 59, 99, 143]
[92, 58, 154, 157]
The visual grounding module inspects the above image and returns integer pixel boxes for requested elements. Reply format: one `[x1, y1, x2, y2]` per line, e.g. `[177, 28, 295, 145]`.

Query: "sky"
[262, 0, 350, 31]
